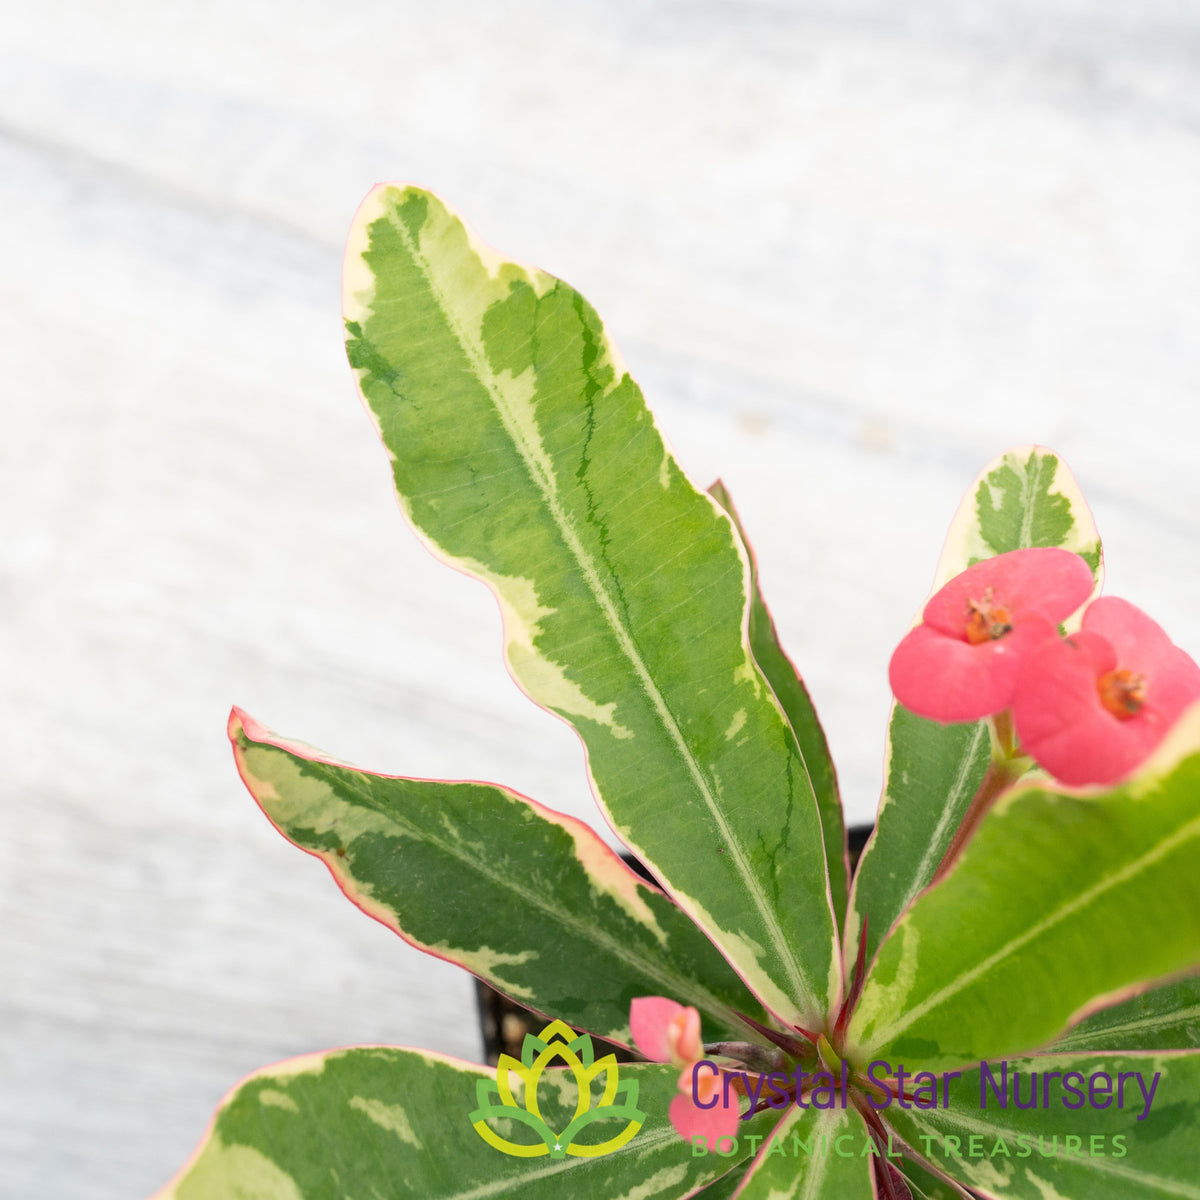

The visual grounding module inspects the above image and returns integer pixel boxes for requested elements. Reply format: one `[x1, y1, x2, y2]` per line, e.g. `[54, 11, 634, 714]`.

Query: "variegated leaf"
[846, 446, 1103, 969]
[933, 444, 1103, 585]
[153, 1048, 779, 1199]
[1047, 974, 1200, 1054]
[883, 1052, 1200, 1200]
[732, 1105, 877, 1199]
[708, 480, 847, 923]
[896, 1152, 973, 1200]
[343, 185, 837, 1022]
[690, 1169, 749, 1200]
[231, 709, 767, 1046]
[848, 705, 1200, 1072]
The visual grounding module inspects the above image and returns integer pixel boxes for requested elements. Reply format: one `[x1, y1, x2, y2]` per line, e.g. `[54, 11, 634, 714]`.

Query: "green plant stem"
[990, 708, 1017, 758]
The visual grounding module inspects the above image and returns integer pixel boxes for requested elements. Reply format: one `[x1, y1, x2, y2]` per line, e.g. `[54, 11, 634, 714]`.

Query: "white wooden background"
[3, 2, 1200, 1195]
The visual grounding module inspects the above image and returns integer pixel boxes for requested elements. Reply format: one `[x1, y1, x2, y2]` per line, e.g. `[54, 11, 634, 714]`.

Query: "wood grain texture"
[2, 3, 1200, 1195]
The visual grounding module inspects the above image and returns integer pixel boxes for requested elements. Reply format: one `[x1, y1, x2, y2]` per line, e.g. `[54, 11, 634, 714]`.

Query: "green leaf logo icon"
[469, 1019, 645, 1159]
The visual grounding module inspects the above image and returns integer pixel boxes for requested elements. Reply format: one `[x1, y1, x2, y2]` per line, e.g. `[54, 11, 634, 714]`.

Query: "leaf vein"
[379, 200, 815, 1013]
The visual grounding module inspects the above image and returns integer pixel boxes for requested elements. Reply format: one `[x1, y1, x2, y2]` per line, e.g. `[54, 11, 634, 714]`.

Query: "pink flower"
[630, 997, 740, 1147]
[889, 548, 1094, 723]
[1012, 597, 1200, 785]
[668, 1074, 738, 1148]
[630, 996, 702, 1066]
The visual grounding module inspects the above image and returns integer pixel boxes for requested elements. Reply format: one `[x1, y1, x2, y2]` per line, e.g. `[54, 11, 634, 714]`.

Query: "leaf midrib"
[1052, 1002, 1200, 1052]
[898, 1099, 1200, 1198]
[378, 198, 817, 1014]
[863, 810, 1200, 1051]
[1019, 453, 1039, 547]
[450, 1125, 685, 1200]
[798, 1110, 838, 1200]
[298, 757, 744, 1034]
[893, 722, 988, 926]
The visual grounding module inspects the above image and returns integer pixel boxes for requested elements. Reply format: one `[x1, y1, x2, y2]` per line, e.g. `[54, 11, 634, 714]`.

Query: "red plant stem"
[860, 1076, 920, 1107]
[733, 1011, 818, 1058]
[853, 1095, 893, 1146]
[746, 1080, 797, 1118]
[929, 755, 1020, 886]
[875, 1157, 914, 1200]
[833, 914, 869, 1043]
[854, 1098, 909, 1199]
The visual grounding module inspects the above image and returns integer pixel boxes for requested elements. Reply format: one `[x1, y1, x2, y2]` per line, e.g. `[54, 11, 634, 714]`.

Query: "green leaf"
[846, 446, 1103, 969]
[152, 1047, 780, 1199]
[231, 710, 767, 1046]
[848, 706, 1200, 1072]
[948, 446, 1102, 574]
[883, 1052, 1200, 1199]
[343, 185, 837, 1022]
[732, 1105, 878, 1199]
[689, 1169, 748, 1200]
[707, 480, 847, 924]
[1047, 975, 1200, 1054]
[848, 712, 991, 970]
[896, 1152, 974, 1199]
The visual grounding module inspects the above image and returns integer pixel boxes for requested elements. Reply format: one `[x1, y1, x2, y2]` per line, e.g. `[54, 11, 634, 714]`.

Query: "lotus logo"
[469, 1019, 646, 1159]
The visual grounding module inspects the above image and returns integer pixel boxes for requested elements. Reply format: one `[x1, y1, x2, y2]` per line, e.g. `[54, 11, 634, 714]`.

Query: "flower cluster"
[889, 548, 1200, 785]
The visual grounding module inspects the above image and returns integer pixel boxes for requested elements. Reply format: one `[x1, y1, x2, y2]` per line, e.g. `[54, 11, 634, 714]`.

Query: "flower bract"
[1012, 596, 1200, 784]
[889, 547, 1094, 723]
[630, 997, 740, 1147]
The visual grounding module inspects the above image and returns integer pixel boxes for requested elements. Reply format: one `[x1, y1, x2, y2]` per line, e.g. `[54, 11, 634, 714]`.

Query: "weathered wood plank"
[3, 4, 1200, 1195]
